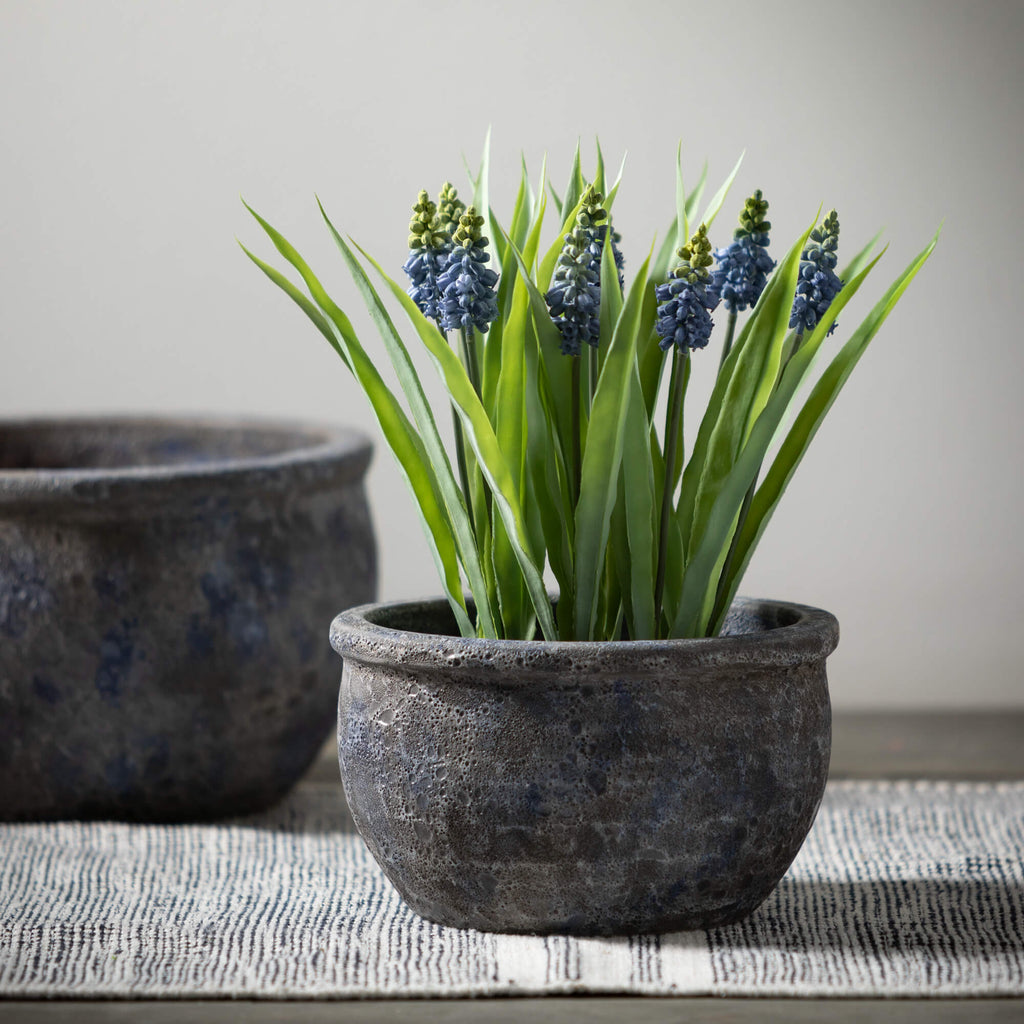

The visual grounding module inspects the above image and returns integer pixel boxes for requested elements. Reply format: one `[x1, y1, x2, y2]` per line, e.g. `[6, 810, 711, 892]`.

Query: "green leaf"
[604, 151, 627, 210]
[599, 211, 625, 347]
[842, 230, 884, 281]
[621, 358, 657, 639]
[501, 213, 576, 473]
[696, 151, 744, 231]
[561, 140, 584, 227]
[661, 510, 685, 633]
[637, 301, 666, 420]
[484, 188, 533, 416]
[776, 231, 885, 375]
[709, 231, 939, 633]
[574, 249, 653, 639]
[521, 153, 537, 235]
[490, 208, 540, 637]
[672, 241, 897, 638]
[357, 244, 558, 642]
[524, 312, 573, 597]
[315, 200, 501, 637]
[684, 161, 708, 226]
[660, 346, 691, 498]
[653, 225, 680, 286]
[674, 142, 688, 251]
[548, 179, 564, 219]
[678, 216, 815, 558]
[653, 158, 730, 284]
[241, 209, 474, 638]
[238, 241, 349, 370]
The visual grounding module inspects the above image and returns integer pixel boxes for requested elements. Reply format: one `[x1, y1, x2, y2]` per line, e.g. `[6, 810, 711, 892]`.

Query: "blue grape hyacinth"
[790, 209, 843, 336]
[546, 224, 602, 355]
[592, 224, 625, 291]
[708, 190, 775, 312]
[545, 185, 608, 355]
[437, 206, 499, 334]
[656, 224, 718, 352]
[401, 190, 448, 322]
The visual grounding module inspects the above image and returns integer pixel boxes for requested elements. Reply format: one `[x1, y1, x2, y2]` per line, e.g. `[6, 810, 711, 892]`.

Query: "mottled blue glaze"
[0, 417, 377, 822]
[331, 597, 837, 936]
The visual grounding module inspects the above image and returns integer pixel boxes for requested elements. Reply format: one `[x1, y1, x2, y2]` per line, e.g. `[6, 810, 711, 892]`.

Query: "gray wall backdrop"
[1, 0, 1021, 708]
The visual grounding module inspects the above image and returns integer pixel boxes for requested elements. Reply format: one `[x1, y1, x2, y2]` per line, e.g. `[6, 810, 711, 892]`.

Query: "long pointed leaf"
[672, 244, 895, 638]
[358, 246, 558, 641]
[678, 217, 815, 556]
[241, 213, 473, 637]
[316, 200, 499, 636]
[574, 250, 653, 639]
[621, 358, 657, 639]
[709, 232, 939, 633]
[238, 241, 348, 369]
[697, 151, 744, 230]
[684, 161, 708, 226]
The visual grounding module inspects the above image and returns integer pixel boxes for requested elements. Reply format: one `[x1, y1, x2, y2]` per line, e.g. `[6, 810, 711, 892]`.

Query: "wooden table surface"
[3, 710, 1024, 1024]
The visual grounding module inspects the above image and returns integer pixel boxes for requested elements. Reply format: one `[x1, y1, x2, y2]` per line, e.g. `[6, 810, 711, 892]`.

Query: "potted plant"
[243, 139, 936, 934]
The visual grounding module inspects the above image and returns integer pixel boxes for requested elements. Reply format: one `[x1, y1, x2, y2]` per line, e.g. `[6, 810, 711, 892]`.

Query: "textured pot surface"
[332, 598, 837, 936]
[0, 416, 376, 821]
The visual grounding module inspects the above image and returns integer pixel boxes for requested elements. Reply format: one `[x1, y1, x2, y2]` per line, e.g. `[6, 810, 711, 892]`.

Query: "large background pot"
[332, 597, 837, 936]
[0, 416, 376, 821]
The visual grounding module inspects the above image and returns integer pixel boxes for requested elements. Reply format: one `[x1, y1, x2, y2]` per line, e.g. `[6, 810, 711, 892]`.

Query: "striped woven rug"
[1, 780, 1022, 998]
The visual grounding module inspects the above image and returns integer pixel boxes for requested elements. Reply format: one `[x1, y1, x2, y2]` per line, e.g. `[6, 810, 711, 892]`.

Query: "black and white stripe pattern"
[0, 781, 1021, 998]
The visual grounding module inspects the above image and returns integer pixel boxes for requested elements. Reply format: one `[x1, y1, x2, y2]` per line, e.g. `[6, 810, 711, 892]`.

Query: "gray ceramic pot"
[0, 416, 376, 821]
[331, 597, 838, 935]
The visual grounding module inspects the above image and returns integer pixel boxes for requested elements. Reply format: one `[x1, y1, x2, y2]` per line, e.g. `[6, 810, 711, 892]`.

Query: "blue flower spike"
[655, 224, 718, 352]
[437, 206, 499, 334]
[402, 190, 448, 322]
[593, 224, 626, 291]
[545, 185, 608, 356]
[789, 209, 843, 337]
[709, 190, 775, 312]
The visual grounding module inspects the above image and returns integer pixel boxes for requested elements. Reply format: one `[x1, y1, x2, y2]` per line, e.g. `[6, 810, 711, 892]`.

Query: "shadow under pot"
[331, 597, 837, 936]
[0, 416, 376, 821]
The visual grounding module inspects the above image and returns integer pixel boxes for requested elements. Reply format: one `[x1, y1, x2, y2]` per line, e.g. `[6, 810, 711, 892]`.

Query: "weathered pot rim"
[0, 414, 372, 510]
[331, 596, 839, 677]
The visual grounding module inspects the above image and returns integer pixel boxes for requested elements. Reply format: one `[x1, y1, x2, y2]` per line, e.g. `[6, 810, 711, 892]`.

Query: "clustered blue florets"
[708, 190, 774, 312]
[436, 208, 499, 334]
[592, 224, 625, 291]
[402, 189, 450, 323]
[545, 224, 602, 355]
[655, 224, 718, 352]
[789, 209, 843, 336]
[402, 247, 447, 322]
[544, 186, 612, 356]
[402, 186, 498, 334]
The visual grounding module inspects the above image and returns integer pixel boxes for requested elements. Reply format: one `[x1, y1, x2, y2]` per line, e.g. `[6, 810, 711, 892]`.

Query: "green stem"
[451, 408, 472, 521]
[588, 343, 599, 410]
[780, 331, 805, 381]
[654, 347, 686, 633]
[444, 328, 477, 529]
[571, 355, 582, 508]
[459, 327, 482, 399]
[717, 310, 738, 375]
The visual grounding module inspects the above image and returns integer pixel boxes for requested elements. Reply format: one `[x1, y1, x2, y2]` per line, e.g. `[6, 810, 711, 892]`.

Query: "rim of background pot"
[0, 415, 373, 516]
[331, 597, 840, 679]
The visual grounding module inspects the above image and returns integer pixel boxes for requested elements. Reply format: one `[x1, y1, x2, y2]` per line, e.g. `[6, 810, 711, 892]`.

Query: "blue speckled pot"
[331, 597, 837, 936]
[0, 416, 376, 821]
